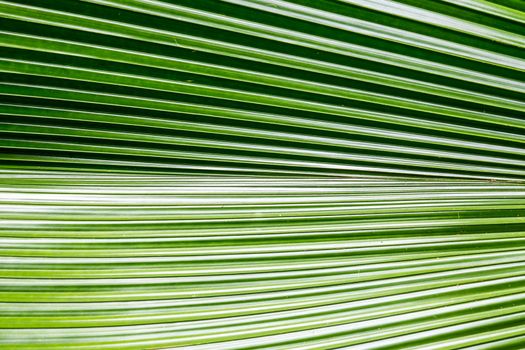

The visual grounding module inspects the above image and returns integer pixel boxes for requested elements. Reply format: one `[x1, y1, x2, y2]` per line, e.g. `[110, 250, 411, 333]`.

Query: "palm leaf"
[1, 0, 524, 348]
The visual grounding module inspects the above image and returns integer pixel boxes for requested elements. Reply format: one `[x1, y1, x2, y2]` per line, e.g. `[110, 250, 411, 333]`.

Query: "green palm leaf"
[1, 0, 524, 348]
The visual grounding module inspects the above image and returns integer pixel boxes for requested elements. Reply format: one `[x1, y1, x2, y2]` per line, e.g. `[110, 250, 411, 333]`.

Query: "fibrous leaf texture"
[0, 0, 525, 349]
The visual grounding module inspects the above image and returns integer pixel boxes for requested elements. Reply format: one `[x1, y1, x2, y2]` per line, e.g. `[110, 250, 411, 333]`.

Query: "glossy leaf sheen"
[0, 0, 524, 349]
